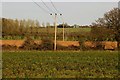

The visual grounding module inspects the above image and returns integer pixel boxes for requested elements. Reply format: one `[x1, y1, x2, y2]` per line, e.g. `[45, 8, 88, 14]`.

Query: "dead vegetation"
[0, 40, 119, 51]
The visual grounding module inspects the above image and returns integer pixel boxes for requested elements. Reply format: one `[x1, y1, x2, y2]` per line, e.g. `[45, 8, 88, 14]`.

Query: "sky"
[2, 1, 118, 26]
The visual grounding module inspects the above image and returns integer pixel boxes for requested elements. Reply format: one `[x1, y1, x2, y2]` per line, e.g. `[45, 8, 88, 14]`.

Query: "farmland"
[34, 27, 91, 33]
[2, 27, 91, 41]
[2, 51, 119, 78]
[1, 3, 120, 79]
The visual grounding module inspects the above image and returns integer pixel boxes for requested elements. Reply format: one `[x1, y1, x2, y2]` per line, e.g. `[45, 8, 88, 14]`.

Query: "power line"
[32, 0, 61, 25]
[41, 0, 55, 13]
[50, 0, 61, 14]
[49, 0, 66, 41]
[49, 0, 65, 23]
[32, 0, 66, 49]
[32, 0, 50, 14]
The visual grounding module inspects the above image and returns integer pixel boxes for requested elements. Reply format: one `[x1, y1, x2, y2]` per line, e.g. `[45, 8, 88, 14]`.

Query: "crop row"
[2, 51, 119, 78]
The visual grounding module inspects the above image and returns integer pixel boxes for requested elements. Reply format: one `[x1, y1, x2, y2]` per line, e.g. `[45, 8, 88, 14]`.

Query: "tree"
[46, 22, 50, 35]
[91, 26, 115, 41]
[19, 20, 25, 35]
[14, 19, 19, 35]
[42, 22, 45, 27]
[46, 22, 50, 28]
[35, 20, 40, 33]
[0, 18, 2, 39]
[30, 20, 35, 34]
[92, 8, 120, 50]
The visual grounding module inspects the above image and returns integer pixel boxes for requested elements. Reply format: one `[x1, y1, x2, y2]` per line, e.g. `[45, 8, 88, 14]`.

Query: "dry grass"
[0, 40, 118, 50]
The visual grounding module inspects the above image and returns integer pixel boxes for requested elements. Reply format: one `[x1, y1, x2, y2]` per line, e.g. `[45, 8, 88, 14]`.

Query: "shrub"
[95, 42, 104, 50]
[57, 44, 80, 51]
[79, 41, 104, 51]
[39, 38, 54, 50]
[79, 41, 87, 51]
[19, 36, 37, 50]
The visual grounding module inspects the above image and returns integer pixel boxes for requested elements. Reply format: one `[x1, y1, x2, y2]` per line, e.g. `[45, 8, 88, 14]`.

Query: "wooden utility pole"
[54, 13, 57, 51]
[50, 13, 62, 50]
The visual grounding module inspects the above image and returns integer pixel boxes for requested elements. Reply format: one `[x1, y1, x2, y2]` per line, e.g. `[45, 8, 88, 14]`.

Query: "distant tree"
[35, 20, 40, 33]
[30, 20, 35, 34]
[26, 19, 32, 33]
[46, 22, 50, 28]
[73, 24, 79, 28]
[6, 19, 14, 35]
[46, 22, 50, 35]
[64, 23, 70, 28]
[42, 22, 45, 27]
[92, 8, 120, 50]
[19, 20, 25, 35]
[2, 18, 7, 36]
[57, 24, 63, 28]
[0, 18, 1, 38]
[57, 23, 71, 28]
[91, 26, 115, 41]
[14, 19, 19, 35]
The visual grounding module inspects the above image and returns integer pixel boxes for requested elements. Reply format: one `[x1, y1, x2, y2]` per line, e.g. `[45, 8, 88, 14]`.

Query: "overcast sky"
[2, 2, 118, 25]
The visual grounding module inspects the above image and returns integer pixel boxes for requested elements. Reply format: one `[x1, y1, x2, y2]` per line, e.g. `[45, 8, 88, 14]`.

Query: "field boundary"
[0, 40, 119, 50]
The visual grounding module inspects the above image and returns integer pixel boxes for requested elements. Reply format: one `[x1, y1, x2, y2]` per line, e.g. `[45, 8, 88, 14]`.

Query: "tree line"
[1, 8, 120, 47]
[92, 8, 120, 49]
[2, 18, 41, 36]
[1, 18, 91, 40]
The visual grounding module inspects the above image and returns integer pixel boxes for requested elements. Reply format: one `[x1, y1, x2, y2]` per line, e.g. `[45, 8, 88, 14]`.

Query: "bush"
[19, 37, 54, 51]
[95, 42, 104, 50]
[57, 44, 80, 51]
[79, 41, 104, 51]
[19, 36, 37, 50]
[39, 38, 54, 50]
[79, 41, 87, 51]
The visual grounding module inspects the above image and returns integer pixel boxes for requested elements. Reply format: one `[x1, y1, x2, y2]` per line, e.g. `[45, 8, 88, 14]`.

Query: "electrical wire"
[49, 0, 61, 14]
[49, 0, 65, 24]
[32, 0, 50, 14]
[41, 0, 55, 13]
[32, 0, 65, 25]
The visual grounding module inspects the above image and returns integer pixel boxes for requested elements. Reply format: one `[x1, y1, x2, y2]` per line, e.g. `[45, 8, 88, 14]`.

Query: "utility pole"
[54, 13, 57, 51]
[50, 13, 63, 50]
[50, 13, 57, 51]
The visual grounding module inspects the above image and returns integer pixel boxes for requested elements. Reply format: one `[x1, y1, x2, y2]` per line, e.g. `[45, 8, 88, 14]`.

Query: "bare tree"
[14, 19, 19, 35]
[42, 22, 45, 27]
[46, 22, 50, 35]
[35, 20, 40, 33]
[92, 8, 120, 50]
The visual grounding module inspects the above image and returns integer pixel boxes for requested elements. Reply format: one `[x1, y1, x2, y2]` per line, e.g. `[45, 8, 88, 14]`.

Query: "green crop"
[2, 51, 119, 78]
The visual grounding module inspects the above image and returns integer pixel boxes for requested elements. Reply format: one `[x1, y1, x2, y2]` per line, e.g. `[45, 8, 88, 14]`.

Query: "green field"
[1, 28, 91, 40]
[2, 51, 119, 78]
[36, 28, 91, 33]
